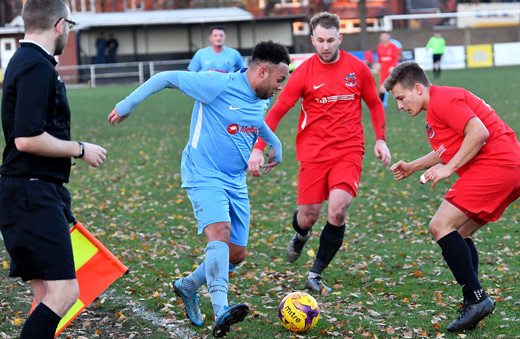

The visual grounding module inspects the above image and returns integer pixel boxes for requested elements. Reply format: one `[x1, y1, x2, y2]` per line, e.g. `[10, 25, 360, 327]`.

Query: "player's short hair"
[209, 26, 226, 34]
[251, 40, 290, 67]
[22, 0, 69, 33]
[384, 61, 431, 92]
[310, 12, 340, 32]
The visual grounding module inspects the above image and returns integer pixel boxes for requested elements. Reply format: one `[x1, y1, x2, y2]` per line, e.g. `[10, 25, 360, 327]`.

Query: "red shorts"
[446, 163, 520, 224]
[297, 152, 363, 205]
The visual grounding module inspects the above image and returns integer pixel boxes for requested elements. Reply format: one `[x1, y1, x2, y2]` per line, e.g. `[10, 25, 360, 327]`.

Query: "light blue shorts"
[185, 186, 250, 247]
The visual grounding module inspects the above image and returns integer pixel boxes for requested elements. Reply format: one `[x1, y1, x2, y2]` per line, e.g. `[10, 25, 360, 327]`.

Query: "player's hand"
[422, 164, 454, 189]
[261, 147, 279, 174]
[389, 160, 412, 181]
[247, 148, 265, 177]
[374, 139, 391, 167]
[108, 107, 130, 125]
[82, 142, 107, 168]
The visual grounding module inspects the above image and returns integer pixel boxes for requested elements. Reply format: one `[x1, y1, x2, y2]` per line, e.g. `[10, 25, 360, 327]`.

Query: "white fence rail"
[56, 59, 191, 88]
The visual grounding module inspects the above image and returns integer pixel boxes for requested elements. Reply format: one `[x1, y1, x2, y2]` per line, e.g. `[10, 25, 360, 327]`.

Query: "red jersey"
[255, 50, 386, 162]
[426, 85, 520, 176]
[376, 43, 400, 85]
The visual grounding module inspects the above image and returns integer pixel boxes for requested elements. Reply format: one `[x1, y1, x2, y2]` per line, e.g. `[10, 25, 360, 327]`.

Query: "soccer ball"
[278, 291, 320, 333]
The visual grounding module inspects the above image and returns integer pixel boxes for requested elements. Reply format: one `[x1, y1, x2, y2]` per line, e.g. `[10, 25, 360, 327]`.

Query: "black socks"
[438, 231, 486, 303]
[292, 211, 310, 236]
[311, 222, 345, 275]
[20, 303, 61, 339]
[464, 237, 479, 277]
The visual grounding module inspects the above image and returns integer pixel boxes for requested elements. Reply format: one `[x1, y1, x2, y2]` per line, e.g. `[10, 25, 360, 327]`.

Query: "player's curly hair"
[251, 40, 290, 66]
[384, 61, 431, 92]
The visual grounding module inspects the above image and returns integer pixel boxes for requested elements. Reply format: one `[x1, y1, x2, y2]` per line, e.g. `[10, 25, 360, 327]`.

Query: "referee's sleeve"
[14, 63, 55, 138]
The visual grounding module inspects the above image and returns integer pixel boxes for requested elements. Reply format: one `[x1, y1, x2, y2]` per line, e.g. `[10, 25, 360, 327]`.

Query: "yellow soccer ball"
[278, 291, 320, 333]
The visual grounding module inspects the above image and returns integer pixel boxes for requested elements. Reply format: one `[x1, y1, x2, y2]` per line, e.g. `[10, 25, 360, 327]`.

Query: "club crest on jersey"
[426, 122, 435, 138]
[345, 73, 356, 87]
[227, 124, 239, 135]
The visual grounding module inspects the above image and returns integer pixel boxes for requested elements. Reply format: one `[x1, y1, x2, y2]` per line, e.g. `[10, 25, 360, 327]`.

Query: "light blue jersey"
[115, 70, 282, 190]
[188, 46, 244, 73]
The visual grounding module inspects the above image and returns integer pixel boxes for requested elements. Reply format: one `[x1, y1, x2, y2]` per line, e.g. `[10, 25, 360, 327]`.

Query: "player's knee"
[428, 219, 446, 239]
[328, 209, 346, 225]
[230, 250, 246, 265]
[300, 212, 319, 228]
[204, 222, 232, 242]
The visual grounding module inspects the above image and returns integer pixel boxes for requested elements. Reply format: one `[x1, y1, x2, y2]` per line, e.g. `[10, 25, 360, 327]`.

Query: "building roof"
[72, 7, 254, 30]
[0, 7, 254, 33]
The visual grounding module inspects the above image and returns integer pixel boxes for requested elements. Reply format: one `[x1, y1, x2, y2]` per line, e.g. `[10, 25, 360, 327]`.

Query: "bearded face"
[54, 31, 68, 56]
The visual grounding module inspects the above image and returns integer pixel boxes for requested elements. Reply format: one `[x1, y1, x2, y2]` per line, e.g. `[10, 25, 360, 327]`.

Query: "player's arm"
[390, 151, 443, 182]
[390, 45, 399, 70]
[426, 117, 488, 188]
[249, 69, 302, 172]
[252, 121, 282, 176]
[426, 38, 433, 49]
[235, 51, 245, 71]
[187, 50, 201, 72]
[253, 100, 292, 151]
[363, 71, 391, 166]
[374, 48, 382, 71]
[248, 100, 292, 176]
[108, 71, 181, 125]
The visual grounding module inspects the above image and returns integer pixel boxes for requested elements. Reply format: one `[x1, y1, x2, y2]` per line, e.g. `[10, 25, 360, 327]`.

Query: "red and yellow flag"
[31, 220, 128, 337]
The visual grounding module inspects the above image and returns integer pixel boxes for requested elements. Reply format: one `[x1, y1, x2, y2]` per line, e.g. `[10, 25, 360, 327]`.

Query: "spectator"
[94, 32, 107, 64]
[107, 33, 119, 63]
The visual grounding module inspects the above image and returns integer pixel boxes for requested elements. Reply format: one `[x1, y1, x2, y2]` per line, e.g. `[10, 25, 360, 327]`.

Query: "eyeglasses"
[54, 18, 76, 30]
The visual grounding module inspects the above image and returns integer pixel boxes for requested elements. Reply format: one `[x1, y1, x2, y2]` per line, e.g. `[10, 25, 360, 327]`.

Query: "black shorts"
[433, 54, 443, 63]
[0, 177, 76, 281]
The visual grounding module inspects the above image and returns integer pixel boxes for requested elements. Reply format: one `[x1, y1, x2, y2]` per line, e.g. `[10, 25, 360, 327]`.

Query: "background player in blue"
[108, 40, 290, 337]
[188, 26, 244, 73]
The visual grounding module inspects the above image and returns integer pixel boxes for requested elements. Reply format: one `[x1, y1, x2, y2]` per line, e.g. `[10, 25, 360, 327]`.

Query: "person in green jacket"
[426, 32, 446, 79]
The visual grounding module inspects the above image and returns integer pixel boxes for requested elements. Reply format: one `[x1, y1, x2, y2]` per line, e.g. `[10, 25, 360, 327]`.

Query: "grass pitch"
[1, 65, 520, 338]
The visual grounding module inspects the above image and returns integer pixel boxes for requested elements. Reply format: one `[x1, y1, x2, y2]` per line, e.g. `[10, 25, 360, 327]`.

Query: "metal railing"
[57, 59, 192, 88]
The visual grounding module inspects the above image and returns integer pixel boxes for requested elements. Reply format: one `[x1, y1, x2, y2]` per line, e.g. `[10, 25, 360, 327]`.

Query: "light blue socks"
[205, 241, 230, 317]
[181, 262, 237, 294]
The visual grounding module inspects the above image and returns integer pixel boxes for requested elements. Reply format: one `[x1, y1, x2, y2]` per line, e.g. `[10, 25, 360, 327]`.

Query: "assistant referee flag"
[31, 218, 129, 337]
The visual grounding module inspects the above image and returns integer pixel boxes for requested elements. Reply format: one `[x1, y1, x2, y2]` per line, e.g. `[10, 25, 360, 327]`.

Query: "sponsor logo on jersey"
[240, 125, 259, 134]
[435, 144, 446, 157]
[314, 83, 325, 90]
[227, 124, 239, 134]
[227, 124, 259, 135]
[426, 122, 435, 138]
[345, 73, 356, 87]
[315, 94, 355, 104]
